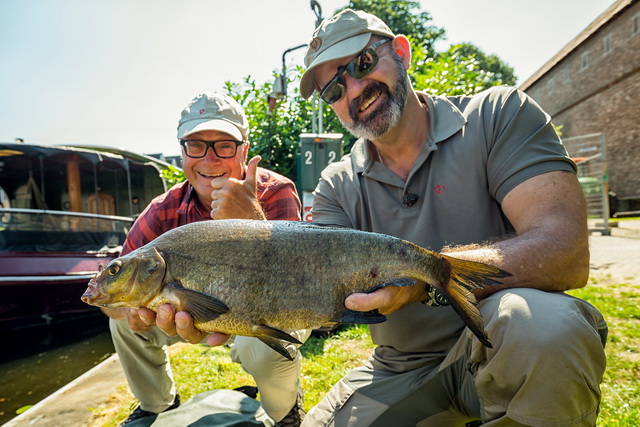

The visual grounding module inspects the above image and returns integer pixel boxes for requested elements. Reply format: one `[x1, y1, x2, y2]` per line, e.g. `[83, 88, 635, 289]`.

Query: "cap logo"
[310, 37, 322, 51]
[199, 109, 206, 115]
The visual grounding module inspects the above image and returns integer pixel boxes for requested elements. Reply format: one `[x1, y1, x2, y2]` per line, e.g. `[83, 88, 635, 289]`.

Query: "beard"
[338, 54, 411, 141]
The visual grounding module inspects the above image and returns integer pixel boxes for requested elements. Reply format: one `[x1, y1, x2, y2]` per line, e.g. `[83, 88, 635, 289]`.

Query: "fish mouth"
[81, 283, 109, 306]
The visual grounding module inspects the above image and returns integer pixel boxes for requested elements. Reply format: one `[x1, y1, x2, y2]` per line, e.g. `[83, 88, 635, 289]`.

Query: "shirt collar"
[183, 185, 210, 217]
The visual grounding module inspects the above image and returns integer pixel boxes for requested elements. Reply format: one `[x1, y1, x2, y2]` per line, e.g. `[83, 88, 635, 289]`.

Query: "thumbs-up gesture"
[210, 156, 266, 220]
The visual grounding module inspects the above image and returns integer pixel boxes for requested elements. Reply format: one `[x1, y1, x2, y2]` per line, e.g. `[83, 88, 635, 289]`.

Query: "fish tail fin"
[435, 255, 512, 348]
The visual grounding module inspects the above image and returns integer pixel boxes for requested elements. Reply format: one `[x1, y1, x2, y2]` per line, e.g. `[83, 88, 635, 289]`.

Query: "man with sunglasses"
[299, 9, 607, 426]
[103, 92, 309, 426]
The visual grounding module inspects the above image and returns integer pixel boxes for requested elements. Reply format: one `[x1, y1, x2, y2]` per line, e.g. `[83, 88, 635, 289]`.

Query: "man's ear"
[241, 140, 250, 163]
[391, 36, 412, 69]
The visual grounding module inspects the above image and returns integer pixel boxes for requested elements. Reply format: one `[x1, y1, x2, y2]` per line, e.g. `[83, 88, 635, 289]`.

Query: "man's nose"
[202, 145, 222, 160]
[343, 73, 369, 97]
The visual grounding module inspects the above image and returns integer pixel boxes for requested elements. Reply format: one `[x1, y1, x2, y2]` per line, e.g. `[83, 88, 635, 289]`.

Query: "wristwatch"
[422, 285, 450, 307]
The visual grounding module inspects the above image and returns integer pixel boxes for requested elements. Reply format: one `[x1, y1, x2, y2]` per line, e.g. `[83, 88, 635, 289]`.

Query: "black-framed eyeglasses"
[318, 38, 389, 104]
[179, 139, 244, 159]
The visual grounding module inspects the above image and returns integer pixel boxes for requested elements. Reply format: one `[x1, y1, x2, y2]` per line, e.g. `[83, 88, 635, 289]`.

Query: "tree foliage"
[167, 0, 517, 185]
[446, 43, 516, 86]
[411, 42, 516, 96]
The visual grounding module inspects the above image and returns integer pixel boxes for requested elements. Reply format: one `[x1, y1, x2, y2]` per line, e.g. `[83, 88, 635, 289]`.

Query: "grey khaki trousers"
[303, 288, 607, 427]
[109, 319, 310, 422]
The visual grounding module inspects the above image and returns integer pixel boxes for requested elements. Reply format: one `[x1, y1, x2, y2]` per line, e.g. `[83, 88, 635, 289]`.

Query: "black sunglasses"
[318, 39, 389, 104]
[180, 139, 244, 159]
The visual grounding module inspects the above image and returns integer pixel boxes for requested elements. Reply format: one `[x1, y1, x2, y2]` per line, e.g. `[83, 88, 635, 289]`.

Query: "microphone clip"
[403, 190, 419, 207]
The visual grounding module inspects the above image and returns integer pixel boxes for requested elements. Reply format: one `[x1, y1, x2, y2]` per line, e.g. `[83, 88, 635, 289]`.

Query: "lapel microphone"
[403, 190, 419, 207]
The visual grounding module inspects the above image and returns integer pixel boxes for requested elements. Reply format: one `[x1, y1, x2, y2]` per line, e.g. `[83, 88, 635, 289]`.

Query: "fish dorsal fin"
[334, 279, 416, 324]
[288, 222, 354, 231]
[166, 284, 229, 323]
[306, 222, 352, 229]
[364, 278, 417, 293]
[336, 309, 386, 324]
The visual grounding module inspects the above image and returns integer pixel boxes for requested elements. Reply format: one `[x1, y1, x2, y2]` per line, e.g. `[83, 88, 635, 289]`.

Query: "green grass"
[89, 282, 640, 426]
[613, 216, 640, 222]
[165, 324, 375, 412]
[88, 325, 374, 426]
[299, 325, 374, 406]
[567, 281, 640, 426]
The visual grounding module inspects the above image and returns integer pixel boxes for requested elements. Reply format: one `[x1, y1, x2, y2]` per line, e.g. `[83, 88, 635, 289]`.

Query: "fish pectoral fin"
[365, 278, 417, 293]
[251, 324, 302, 345]
[256, 336, 295, 362]
[336, 309, 387, 324]
[167, 284, 229, 323]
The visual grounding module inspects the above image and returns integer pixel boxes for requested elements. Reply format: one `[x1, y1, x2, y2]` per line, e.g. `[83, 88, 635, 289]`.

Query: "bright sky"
[0, 0, 616, 157]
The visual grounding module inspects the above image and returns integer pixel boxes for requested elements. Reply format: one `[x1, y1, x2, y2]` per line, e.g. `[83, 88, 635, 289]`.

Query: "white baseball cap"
[177, 92, 249, 140]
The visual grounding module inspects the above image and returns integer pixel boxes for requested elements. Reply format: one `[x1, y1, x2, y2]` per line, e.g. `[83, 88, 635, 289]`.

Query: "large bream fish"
[82, 220, 510, 360]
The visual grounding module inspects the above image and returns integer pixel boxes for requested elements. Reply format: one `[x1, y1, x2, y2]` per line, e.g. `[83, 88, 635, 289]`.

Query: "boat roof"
[0, 142, 175, 171]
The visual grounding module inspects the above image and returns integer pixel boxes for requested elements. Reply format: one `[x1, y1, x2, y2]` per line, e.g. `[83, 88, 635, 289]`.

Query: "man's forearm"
[443, 226, 590, 299]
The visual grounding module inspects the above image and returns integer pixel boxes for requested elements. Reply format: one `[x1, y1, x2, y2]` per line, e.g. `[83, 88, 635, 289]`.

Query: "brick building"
[520, 0, 640, 213]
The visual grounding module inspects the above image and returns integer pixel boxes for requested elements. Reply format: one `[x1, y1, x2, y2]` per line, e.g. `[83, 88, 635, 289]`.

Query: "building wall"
[523, 0, 640, 210]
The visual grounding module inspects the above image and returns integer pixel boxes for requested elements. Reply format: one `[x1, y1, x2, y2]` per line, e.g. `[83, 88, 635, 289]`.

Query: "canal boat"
[0, 142, 173, 339]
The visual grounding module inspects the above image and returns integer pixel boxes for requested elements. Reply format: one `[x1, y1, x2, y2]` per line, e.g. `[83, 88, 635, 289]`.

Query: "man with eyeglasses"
[103, 92, 309, 426]
[298, 9, 607, 426]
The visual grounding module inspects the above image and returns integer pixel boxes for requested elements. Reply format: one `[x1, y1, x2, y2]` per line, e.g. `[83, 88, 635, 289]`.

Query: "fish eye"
[107, 261, 122, 276]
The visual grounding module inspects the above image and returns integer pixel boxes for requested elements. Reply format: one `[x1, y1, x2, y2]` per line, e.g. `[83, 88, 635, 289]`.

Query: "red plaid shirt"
[121, 167, 301, 255]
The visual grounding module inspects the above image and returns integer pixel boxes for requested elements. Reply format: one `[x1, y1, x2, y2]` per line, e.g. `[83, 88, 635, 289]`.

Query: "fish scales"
[82, 220, 511, 360]
[156, 222, 420, 328]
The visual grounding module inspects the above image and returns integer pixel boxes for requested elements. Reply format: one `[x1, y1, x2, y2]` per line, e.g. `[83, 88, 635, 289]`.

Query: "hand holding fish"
[100, 306, 154, 332]
[210, 156, 266, 220]
[346, 281, 429, 315]
[138, 303, 230, 345]
[126, 308, 155, 332]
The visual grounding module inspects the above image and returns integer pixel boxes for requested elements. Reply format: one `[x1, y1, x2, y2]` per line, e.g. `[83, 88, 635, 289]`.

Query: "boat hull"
[0, 250, 117, 336]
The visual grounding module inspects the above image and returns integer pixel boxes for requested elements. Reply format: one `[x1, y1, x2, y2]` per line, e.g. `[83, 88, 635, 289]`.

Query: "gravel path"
[589, 220, 640, 286]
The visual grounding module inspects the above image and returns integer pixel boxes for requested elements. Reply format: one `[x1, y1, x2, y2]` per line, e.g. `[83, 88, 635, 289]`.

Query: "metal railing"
[562, 132, 610, 235]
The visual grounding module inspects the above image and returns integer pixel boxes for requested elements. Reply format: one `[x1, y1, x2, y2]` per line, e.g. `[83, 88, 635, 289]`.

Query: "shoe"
[276, 389, 305, 427]
[119, 394, 181, 426]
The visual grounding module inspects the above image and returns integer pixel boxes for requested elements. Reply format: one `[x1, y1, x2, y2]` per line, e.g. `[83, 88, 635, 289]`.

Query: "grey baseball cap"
[299, 9, 395, 99]
[177, 92, 249, 141]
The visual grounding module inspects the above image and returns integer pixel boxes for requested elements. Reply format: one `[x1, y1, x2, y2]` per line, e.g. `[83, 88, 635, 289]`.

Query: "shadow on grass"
[299, 324, 348, 358]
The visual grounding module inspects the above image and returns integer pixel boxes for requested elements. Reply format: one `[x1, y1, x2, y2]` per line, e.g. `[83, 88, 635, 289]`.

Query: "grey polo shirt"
[312, 86, 575, 365]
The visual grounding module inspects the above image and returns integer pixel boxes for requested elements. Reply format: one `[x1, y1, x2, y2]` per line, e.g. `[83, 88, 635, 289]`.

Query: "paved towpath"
[3, 354, 125, 426]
